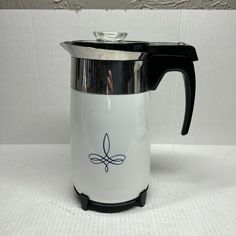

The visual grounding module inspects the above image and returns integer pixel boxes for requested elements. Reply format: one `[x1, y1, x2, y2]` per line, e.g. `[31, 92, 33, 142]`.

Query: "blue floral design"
[88, 133, 126, 173]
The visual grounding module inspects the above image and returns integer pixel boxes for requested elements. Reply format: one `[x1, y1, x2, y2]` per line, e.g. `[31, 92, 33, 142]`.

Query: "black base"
[73, 186, 148, 213]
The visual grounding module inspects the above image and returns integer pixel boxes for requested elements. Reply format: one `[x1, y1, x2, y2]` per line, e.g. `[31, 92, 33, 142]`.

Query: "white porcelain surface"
[71, 90, 150, 203]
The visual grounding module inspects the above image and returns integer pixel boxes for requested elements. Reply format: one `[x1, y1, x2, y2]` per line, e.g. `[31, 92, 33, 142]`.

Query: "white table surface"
[0, 145, 235, 236]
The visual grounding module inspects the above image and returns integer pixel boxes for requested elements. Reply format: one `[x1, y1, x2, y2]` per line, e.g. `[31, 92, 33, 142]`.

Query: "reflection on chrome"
[71, 58, 147, 95]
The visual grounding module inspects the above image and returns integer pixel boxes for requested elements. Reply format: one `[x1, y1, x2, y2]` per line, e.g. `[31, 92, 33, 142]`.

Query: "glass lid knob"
[93, 31, 127, 42]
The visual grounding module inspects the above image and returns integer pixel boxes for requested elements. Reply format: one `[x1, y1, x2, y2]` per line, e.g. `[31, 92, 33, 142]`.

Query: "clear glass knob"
[93, 31, 127, 42]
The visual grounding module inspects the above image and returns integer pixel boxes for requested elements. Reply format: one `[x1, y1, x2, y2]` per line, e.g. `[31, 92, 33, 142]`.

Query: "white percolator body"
[61, 32, 198, 212]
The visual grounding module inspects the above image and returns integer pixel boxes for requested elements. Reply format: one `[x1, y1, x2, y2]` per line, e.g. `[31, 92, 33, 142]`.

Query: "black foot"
[79, 193, 89, 211]
[74, 186, 148, 213]
[136, 188, 147, 207]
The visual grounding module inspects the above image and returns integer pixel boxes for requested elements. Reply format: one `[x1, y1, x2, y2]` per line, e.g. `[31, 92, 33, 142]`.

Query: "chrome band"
[61, 43, 144, 61]
[71, 58, 148, 94]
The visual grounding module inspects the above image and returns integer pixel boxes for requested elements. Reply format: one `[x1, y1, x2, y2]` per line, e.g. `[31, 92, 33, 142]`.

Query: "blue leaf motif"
[88, 133, 126, 173]
[110, 154, 126, 165]
[103, 133, 110, 155]
[88, 153, 104, 164]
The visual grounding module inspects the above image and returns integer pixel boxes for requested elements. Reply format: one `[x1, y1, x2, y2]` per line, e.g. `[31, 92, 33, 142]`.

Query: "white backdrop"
[0, 10, 236, 144]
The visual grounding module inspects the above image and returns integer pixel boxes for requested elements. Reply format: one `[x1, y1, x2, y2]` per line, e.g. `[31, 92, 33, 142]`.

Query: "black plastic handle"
[147, 53, 197, 135]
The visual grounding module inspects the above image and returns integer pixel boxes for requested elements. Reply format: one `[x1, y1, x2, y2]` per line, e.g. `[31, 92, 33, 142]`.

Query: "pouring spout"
[60, 41, 74, 56]
[60, 41, 143, 61]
